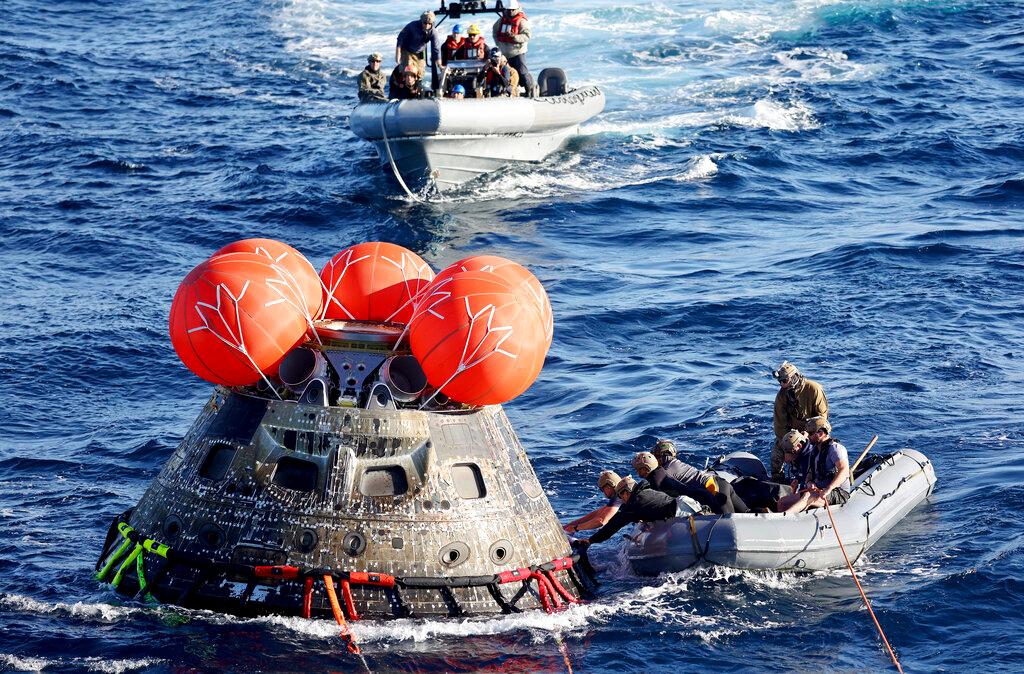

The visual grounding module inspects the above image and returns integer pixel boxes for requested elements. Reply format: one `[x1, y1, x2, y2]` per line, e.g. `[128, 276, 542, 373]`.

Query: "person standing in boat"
[770, 361, 829, 482]
[358, 53, 387, 103]
[396, 11, 442, 88]
[779, 417, 850, 514]
[483, 48, 519, 97]
[562, 470, 623, 535]
[391, 66, 424, 100]
[440, 24, 466, 68]
[492, 0, 533, 96]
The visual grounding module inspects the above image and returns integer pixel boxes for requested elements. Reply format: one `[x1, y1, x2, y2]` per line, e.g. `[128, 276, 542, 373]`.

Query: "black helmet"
[489, 47, 501, 60]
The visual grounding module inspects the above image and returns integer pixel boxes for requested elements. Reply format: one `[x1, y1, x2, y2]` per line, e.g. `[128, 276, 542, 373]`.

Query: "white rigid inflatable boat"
[350, 85, 605, 193]
[625, 449, 937, 575]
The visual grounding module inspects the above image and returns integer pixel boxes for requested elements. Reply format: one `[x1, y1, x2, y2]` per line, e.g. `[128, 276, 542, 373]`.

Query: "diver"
[771, 361, 829, 482]
[637, 450, 747, 514]
[440, 24, 466, 67]
[483, 48, 518, 97]
[562, 470, 623, 535]
[461, 24, 488, 60]
[358, 53, 387, 103]
[396, 11, 442, 85]
[778, 417, 850, 514]
[575, 476, 679, 548]
[390, 65, 424, 100]
[492, 0, 533, 96]
[448, 84, 467, 99]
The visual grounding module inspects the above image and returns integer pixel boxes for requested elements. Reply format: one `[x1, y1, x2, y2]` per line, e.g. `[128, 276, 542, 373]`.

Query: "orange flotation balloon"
[213, 238, 323, 323]
[409, 270, 549, 406]
[321, 242, 434, 324]
[169, 252, 308, 386]
[431, 255, 553, 346]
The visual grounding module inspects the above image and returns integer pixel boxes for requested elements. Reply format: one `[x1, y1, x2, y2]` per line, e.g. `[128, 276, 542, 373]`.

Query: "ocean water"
[2, 0, 1023, 671]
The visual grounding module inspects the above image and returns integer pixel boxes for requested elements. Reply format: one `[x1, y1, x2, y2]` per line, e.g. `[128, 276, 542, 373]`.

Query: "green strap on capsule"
[111, 543, 144, 589]
[96, 538, 133, 582]
[135, 545, 148, 594]
[143, 539, 169, 558]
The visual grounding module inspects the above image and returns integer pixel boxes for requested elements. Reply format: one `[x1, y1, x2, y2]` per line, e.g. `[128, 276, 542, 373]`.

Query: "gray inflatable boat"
[350, 84, 605, 194]
[625, 449, 937, 574]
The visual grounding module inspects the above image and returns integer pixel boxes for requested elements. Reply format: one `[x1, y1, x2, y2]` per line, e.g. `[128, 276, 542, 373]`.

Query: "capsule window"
[272, 456, 319, 492]
[199, 443, 236, 481]
[359, 466, 409, 497]
[451, 463, 486, 499]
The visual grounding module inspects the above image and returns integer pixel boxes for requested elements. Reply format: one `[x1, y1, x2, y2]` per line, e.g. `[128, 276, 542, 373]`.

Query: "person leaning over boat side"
[440, 24, 466, 68]
[639, 448, 748, 514]
[770, 360, 829, 482]
[396, 11, 442, 82]
[391, 66, 424, 100]
[576, 476, 679, 548]
[562, 470, 623, 535]
[779, 417, 850, 514]
[483, 48, 519, 97]
[460, 23, 488, 60]
[774, 430, 811, 512]
[358, 53, 387, 103]
[492, 0, 533, 96]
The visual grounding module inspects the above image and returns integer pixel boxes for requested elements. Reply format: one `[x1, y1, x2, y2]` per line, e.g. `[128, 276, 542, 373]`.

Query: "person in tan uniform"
[771, 361, 828, 482]
[358, 53, 387, 102]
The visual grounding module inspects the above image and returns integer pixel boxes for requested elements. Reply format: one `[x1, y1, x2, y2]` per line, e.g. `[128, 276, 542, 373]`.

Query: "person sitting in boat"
[483, 48, 519, 98]
[390, 65, 424, 100]
[774, 430, 811, 512]
[358, 53, 387, 103]
[396, 10, 442, 83]
[637, 450, 747, 514]
[771, 360, 829, 482]
[779, 417, 850, 514]
[562, 470, 623, 535]
[575, 476, 680, 548]
[460, 23, 488, 60]
[448, 84, 467, 99]
[492, 0, 533, 96]
[440, 24, 466, 68]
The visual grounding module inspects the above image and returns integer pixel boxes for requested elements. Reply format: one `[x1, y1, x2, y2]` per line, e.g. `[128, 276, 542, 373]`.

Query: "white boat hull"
[625, 449, 937, 574]
[350, 86, 605, 193]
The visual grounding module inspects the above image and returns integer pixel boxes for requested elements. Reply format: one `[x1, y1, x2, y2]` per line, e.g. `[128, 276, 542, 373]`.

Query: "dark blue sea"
[2, 0, 1023, 671]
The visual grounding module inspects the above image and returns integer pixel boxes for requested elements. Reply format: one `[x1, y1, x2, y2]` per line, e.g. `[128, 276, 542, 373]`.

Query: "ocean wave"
[0, 593, 144, 623]
[0, 654, 164, 673]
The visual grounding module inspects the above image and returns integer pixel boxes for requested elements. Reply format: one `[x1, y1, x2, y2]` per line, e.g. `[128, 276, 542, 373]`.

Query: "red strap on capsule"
[254, 565, 300, 580]
[340, 580, 360, 621]
[302, 576, 313, 619]
[346, 571, 395, 588]
[497, 567, 532, 584]
[543, 569, 581, 605]
[546, 557, 574, 572]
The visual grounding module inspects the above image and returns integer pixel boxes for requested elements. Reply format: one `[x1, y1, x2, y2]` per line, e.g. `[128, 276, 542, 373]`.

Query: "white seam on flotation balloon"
[322, 250, 371, 320]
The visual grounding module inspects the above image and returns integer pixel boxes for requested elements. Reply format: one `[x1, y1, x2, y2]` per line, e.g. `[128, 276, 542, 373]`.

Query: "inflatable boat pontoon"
[350, 85, 605, 194]
[625, 449, 937, 575]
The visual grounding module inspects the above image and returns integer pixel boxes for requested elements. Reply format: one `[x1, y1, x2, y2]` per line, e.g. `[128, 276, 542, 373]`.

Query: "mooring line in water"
[323, 574, 372, 672]
[823, 502, 904, 673]
[381, 102, 424, 203]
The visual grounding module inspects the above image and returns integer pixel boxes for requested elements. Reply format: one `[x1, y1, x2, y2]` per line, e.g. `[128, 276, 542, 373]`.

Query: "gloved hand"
[571, 539, 591, 551]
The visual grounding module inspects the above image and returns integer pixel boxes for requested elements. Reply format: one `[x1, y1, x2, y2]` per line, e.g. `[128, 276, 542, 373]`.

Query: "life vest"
[442, 36, 465, 62]
[459, 36, 487, 60]
[807, 438, 843, 486]
[496, 11, 527, 44]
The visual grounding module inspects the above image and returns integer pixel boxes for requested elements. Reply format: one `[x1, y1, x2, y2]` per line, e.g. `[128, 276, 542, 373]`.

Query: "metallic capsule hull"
[99, 388, 589, 618]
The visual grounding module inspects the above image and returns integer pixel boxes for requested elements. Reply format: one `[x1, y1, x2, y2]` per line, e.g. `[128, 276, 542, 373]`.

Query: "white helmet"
[507, 0, 521, 9]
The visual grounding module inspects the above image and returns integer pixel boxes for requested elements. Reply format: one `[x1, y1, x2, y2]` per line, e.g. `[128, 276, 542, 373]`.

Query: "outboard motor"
[537, 68, 567, 97]
[381, 355, 428, 403]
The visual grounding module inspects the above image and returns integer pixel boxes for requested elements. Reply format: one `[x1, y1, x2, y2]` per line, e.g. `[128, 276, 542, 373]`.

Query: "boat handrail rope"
[381, 102, 424, 203]
[96, 512, 598, 621]
[823, 501, 904, 673]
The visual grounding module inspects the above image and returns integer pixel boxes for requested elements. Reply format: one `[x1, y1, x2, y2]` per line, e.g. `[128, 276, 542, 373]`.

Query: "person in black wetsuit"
[577, 476, 678, 547]
[649, 441, 750, 514]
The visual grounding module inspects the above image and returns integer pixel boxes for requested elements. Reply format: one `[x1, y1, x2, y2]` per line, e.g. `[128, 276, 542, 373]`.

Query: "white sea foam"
[0, 593, 142, 622]
[0, 654, 164, 673]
